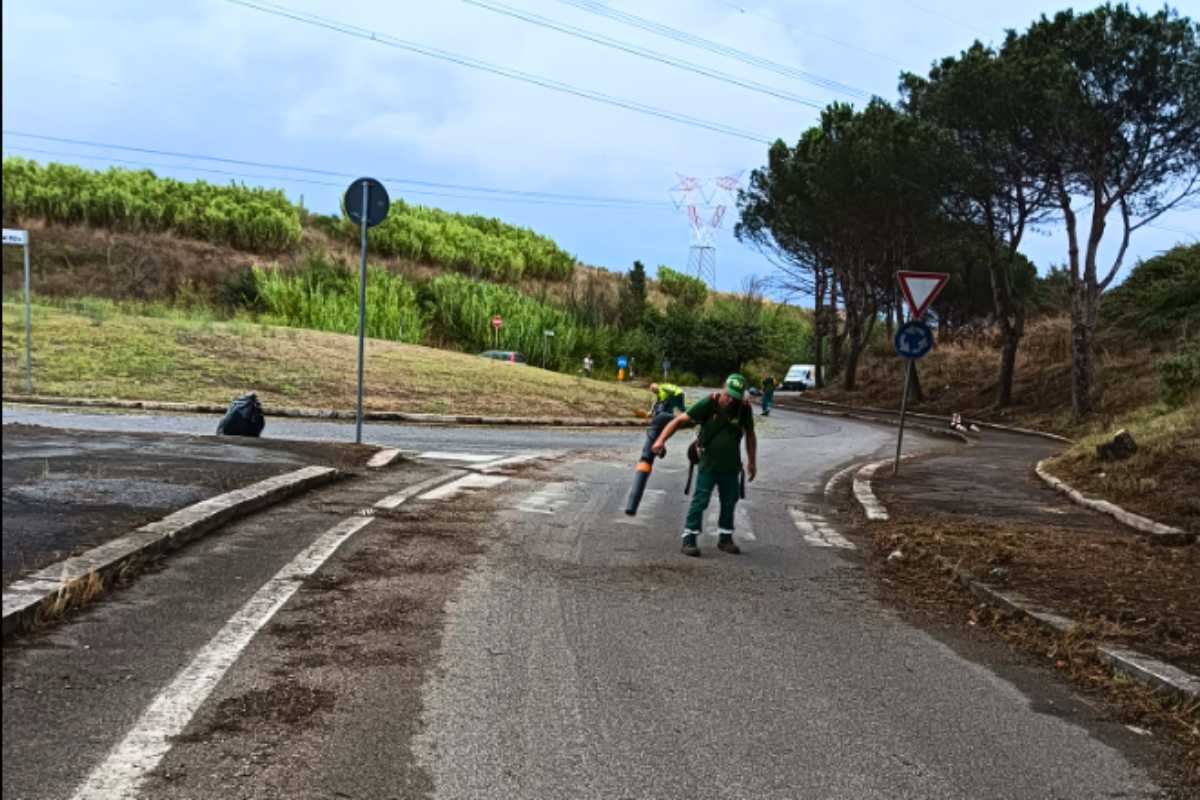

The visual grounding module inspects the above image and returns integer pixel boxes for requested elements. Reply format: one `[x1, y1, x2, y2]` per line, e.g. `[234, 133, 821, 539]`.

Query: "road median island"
[0, 425, 397, 637]
[837, 440, 1200, 785]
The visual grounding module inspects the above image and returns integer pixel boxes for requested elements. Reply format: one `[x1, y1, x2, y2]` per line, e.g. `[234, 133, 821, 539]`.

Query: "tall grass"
[356, 200, 576, 282]
[2, 158, 302, 254]
[425, 274, 591, 368]
[254, 258, 426, 344]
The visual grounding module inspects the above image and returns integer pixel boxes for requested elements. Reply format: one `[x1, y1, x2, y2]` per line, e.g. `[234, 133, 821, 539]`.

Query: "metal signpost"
[3, 228, 32, 393]
[344, 178, 390, 444]
[491, 314, 503, 349]
[542, 329, 554, 369]
[892, 271, 949, 475]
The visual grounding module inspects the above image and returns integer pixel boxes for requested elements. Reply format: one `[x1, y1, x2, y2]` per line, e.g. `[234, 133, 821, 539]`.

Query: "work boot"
[681, 533, 701, 558]
[717, 533, 741, 554]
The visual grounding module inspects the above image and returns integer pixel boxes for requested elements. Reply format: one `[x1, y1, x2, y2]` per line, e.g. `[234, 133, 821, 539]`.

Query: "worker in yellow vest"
[648, 382, 686, 417]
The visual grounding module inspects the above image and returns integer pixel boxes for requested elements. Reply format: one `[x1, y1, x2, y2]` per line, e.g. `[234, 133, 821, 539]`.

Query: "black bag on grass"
[217, 393, 265, 437]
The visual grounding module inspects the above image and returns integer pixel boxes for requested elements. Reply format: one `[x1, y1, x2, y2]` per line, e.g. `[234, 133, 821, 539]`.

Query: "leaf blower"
[624, 410, 676, 516]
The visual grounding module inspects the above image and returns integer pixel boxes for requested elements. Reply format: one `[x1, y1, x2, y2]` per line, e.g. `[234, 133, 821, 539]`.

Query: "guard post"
[3, 228, 32, 393]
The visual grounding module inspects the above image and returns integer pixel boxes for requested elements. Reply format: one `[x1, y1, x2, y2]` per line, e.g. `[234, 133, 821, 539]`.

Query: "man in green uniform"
[651, 374, 757, 557]
[648, 382, 686, 416]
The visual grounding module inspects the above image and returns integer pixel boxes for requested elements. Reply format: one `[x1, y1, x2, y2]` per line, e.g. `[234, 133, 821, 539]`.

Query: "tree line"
[736, 3, 1199, 418]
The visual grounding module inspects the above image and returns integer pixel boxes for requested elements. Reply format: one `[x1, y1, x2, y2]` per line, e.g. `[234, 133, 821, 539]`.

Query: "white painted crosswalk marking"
[789, 507, 855, 549]
[700, 503, 755, 541]
[516, 482, 571, 515]
[615, 488, 665, 524]
[418, 474, 509, 501]
[417, 451, 503, 464]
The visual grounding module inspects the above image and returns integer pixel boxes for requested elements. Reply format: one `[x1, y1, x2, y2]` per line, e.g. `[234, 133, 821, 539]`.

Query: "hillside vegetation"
[2, 157, 576, 281]
[1, 159, 817, 384]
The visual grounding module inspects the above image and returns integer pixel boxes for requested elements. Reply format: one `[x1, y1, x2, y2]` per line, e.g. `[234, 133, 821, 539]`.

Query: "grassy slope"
[1, 301, 649, 418]
[1046, 401, 1200, 533]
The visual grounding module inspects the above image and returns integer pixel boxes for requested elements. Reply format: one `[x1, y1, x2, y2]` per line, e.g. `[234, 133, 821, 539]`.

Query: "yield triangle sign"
[897, 271, 949, 319]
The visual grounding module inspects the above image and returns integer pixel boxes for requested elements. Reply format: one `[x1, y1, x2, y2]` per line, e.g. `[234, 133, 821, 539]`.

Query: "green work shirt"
[762, 377, 775, 396]
[686, 394, 754, 472]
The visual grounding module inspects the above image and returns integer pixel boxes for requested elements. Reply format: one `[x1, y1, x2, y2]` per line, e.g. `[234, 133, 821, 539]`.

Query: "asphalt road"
[1, 406, 1170, 798]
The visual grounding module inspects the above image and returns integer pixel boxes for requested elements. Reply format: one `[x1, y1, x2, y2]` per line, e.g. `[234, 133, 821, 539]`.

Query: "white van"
[781, 364, 818, 390]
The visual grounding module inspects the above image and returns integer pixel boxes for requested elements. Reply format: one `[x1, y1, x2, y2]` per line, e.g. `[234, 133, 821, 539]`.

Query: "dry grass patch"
[813, 317, 1172, 437]
[1045, 402, 1200, 533]
[1, 301, 647, 418]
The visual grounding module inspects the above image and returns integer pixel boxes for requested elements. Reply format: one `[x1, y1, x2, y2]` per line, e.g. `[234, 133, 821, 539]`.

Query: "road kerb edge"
[932, 556, 1199, 702]
[1, 465, 339, 638]
[1035, 459, 1194, 544]
[1, 395, 645, 427]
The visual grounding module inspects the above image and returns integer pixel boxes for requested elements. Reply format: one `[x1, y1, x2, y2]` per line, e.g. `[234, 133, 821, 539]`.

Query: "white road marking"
[375, 471, 463, 510]
[416, 451, 502, 464]
[615, 488, 665, 525]
[516, 482, 571, 515]
[853, 460, 891, 521]
[700, 503, 755, 541]
[473, 451, 561, 473]
[366, 448, 403, 468]
[789, 507, 855, 549]
[418, 473, 509, 501]
[70, 515, 374, 800]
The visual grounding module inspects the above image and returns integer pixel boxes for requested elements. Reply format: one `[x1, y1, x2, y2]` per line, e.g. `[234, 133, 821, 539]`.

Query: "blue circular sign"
[895, 320, 934, 360]
[617, 355, 629, 369]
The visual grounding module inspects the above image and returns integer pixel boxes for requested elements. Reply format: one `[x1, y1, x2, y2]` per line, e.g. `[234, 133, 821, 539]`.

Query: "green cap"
[724, 373, 747, 400]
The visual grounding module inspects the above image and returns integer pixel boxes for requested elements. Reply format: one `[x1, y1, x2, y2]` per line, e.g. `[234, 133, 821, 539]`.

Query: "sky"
[2, 0, 1197, 297]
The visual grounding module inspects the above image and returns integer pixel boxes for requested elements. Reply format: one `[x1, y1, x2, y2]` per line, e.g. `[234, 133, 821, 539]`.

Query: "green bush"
[1103, 244, 1200, 340]
[254, 257, 426, 344]
[345, 200, 575, 282]
[422, 273, 593, 368]
[1159, 341, 1200, 407]
[2, 157, 302, 254]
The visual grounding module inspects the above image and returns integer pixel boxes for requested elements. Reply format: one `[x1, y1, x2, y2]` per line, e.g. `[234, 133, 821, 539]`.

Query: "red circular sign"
[491, 315, 503, 330]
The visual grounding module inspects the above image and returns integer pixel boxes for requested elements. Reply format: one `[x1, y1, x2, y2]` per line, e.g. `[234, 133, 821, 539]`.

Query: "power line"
[2, 131, 678, 206]
[462, 0, 823, 108]
[3, 145, 695, 210]
[222, 0, 773, 144]
[713, 2, 907, 67]
[553, 0, 873, 100]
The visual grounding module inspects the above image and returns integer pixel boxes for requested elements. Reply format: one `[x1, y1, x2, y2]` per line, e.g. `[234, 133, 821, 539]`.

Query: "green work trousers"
[685, 468, 740, 532]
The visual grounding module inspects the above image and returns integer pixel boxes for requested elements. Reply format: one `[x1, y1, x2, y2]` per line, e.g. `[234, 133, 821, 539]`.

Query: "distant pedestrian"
[583, 354, 594, 378]
[761, 375, 775, 416]
[651, 373, 757, 557]
[662, 357, 671, 379]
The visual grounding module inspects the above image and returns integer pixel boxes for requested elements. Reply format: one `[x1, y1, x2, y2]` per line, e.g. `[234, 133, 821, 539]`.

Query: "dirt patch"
[849, 509, 1200, 787]
[149, 491, 504, 798]
[173, 679, 336, 742]
[865, 512, 1200, 671]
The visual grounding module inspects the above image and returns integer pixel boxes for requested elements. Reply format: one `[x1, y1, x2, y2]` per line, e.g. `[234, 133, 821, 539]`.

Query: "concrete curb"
[1035, 459, 1195, 545]
[1, 465, 339, 638]
[933, 557, 1199, 702]
[853, 460, 892, 521]
[1, 395, 645, 428]
[778, 395, 1073, 443]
